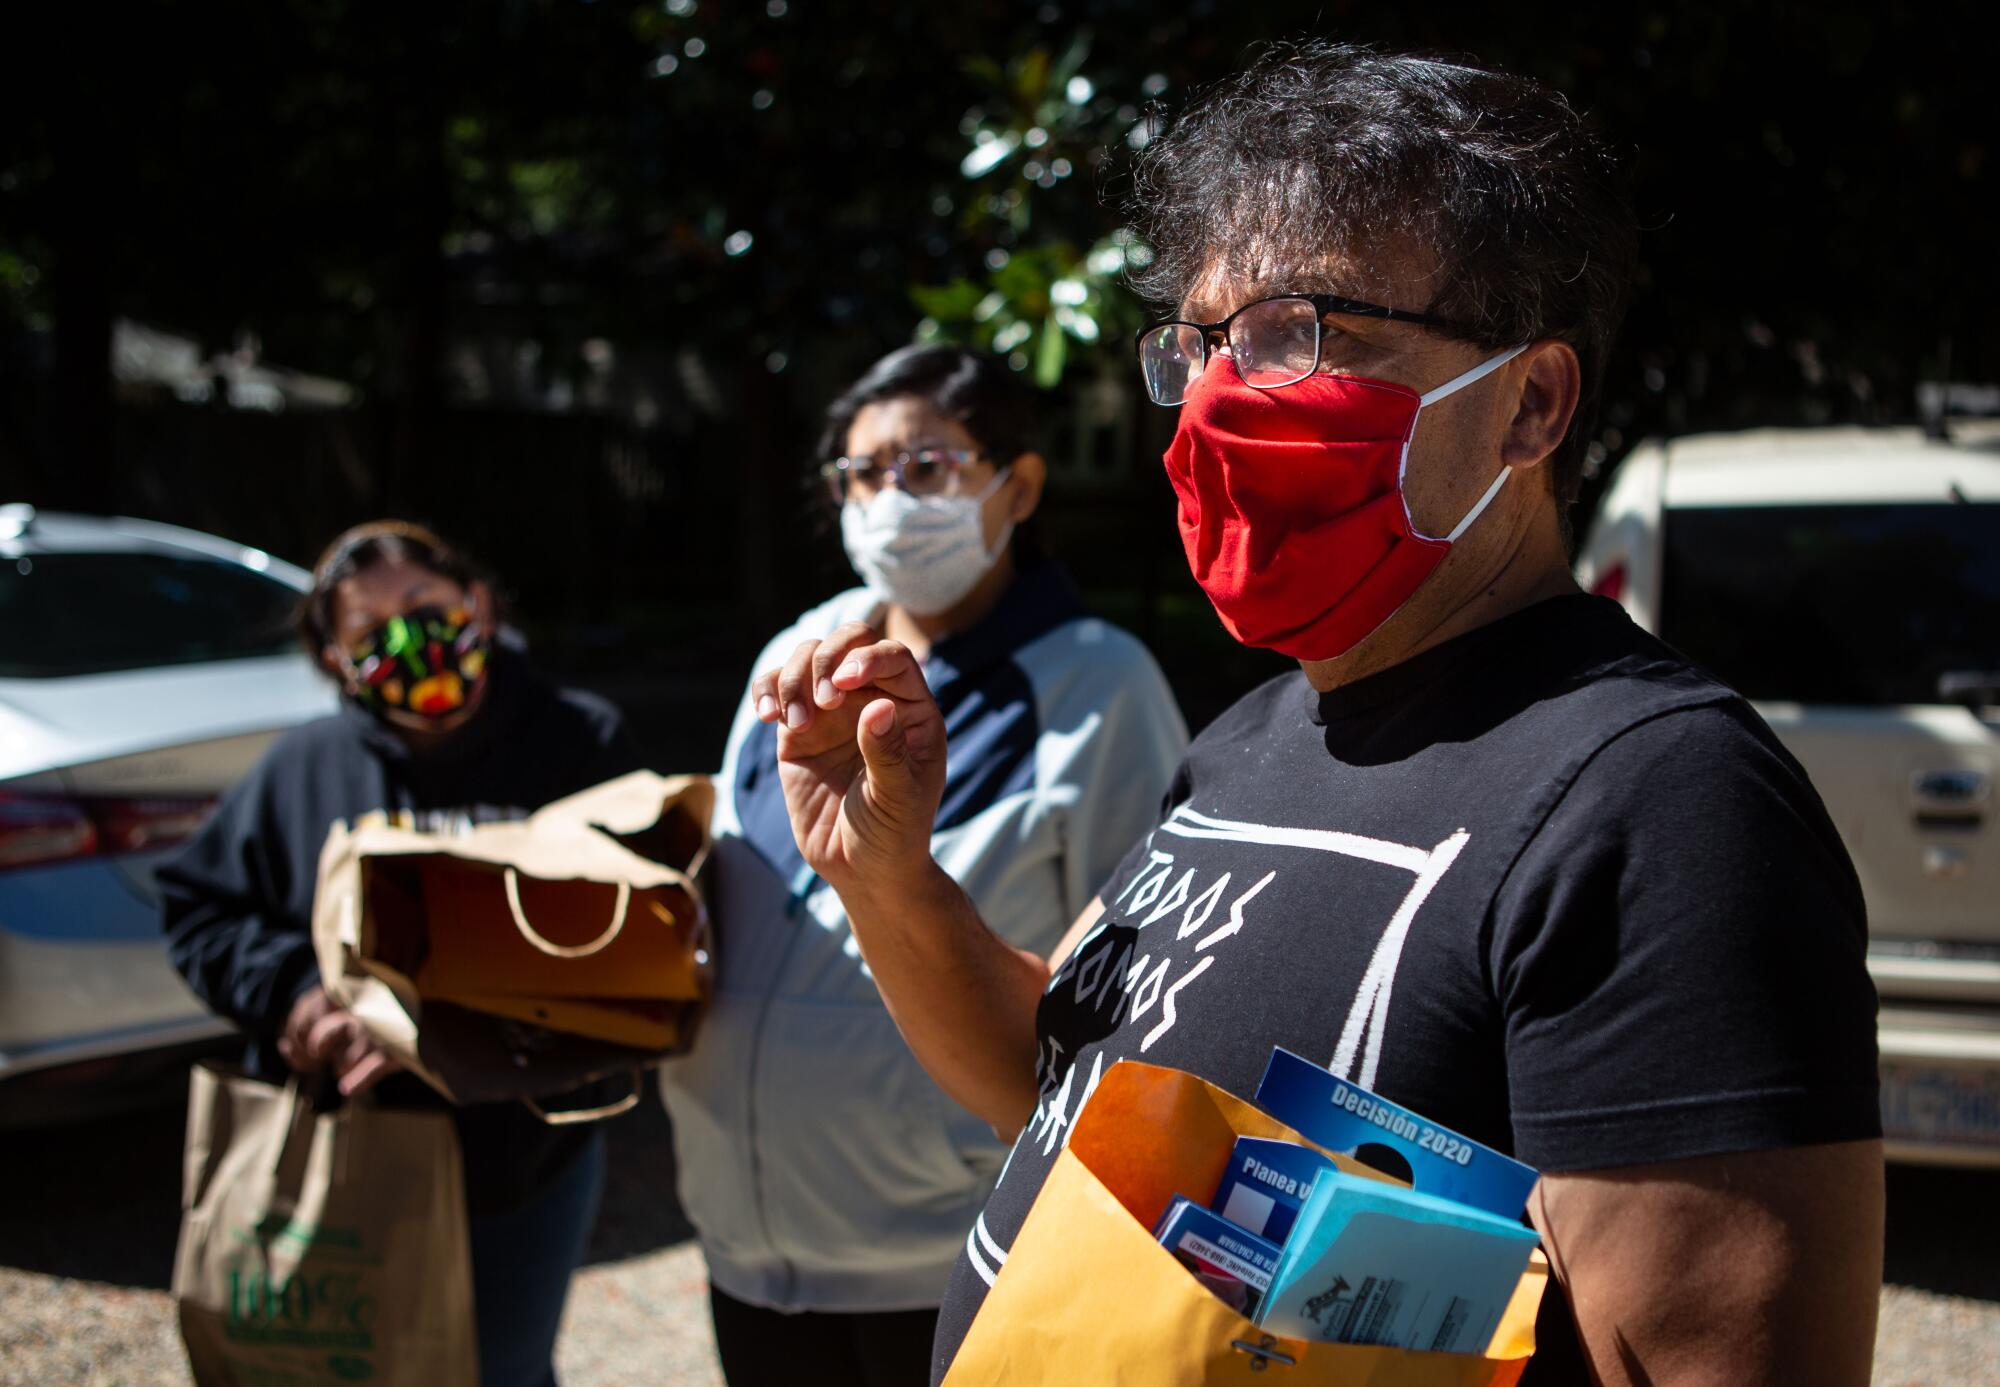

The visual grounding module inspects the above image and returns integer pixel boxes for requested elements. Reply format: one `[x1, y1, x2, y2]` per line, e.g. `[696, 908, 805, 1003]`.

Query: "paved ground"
[3, 1077, 1996, 1386]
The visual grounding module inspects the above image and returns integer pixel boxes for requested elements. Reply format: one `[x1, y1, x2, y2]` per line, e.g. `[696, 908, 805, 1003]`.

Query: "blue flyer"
[1254, 1048, 1540, 1219]
[1210, 1136, 1341, 1245]
[1257, 1170, 1541, 1353]
[1153, 1194, 1282, 1316]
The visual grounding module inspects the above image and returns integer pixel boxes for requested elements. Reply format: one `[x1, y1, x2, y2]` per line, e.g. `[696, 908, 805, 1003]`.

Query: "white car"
[0, 505, 337, 1124]
[1576, 423, 2000, 1167]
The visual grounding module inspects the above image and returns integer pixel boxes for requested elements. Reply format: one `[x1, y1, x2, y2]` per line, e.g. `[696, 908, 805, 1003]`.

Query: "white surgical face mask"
[839, 468, 1013, 617]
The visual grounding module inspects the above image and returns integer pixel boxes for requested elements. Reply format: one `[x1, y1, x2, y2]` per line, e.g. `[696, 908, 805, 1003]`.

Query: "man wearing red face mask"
[751, 43, 1884, 1387]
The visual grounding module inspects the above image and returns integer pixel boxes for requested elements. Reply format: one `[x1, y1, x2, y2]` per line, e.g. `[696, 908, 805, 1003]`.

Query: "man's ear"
[1005, 452, 1047, 524]
[1501, 340, 1582, 473]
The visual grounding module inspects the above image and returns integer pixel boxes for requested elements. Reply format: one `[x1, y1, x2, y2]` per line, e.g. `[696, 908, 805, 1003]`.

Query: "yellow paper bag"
[944, 1061, 1544, 1387]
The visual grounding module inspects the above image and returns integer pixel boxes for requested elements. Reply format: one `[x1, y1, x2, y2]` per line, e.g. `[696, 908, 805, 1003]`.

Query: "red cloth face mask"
[1163, 345, 1526, 661]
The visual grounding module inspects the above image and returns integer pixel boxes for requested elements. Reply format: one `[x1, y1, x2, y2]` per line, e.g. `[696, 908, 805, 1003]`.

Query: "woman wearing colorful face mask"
[159, 520, 646, 1387]
[658, 345, 1188, 1387]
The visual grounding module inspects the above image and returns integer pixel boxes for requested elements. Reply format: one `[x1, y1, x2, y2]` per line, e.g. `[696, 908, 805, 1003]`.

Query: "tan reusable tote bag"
[172, 1062, 476, 1387]
[943, 1061, 1546, 1387]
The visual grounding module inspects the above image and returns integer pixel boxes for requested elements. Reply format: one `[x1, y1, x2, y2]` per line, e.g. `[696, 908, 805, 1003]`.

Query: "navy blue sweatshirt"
[158, 649, 645, 1214]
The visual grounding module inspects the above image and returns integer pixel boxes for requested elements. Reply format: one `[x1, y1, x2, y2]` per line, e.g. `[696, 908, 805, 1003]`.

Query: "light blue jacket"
[660, 565, 1188, 1311]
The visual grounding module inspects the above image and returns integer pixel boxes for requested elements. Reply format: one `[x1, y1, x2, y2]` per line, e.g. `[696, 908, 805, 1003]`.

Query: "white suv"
[1576, 424, 2000, 1167]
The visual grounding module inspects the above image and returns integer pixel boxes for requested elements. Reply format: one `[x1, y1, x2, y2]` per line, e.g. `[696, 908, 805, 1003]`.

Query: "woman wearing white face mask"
[659, 345, 1189, 1387]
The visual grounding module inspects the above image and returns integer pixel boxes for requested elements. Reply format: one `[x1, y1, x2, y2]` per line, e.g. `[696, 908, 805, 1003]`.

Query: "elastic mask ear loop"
[1443, 465, 1515, 542]
[1416, 343, 1530, 409]
[967, 464, 1016, 560]
[335, 649, 367, 701]
[969, 464, 1013, 504]
[1399, 343, 1532, 542]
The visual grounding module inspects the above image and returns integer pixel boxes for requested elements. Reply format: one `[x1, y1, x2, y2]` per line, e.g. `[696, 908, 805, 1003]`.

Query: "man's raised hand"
[750, 621, 948, 897]
[751, 621, 1049, 1134]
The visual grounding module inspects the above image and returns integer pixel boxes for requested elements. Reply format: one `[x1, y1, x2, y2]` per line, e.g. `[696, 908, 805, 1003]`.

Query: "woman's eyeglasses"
[1133, 292, 1474, 406]
[821, 447, 990, 501]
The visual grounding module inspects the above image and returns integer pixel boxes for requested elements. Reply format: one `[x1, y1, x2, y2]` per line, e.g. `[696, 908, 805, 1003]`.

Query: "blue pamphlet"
[1210, 1136, 1341, 1245]
[1258, 1171, 1541, 1354]
[1153, 1195, 1281, 1314]
[1254, 1048, 1539, 1219]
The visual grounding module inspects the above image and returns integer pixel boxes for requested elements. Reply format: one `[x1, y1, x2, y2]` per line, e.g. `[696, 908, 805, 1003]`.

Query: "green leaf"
[1015, 48, 1050, 105]
[992, 319, 1032, 353]
[1050, 30, 1093, 86]
[960, 130, 1020, 179]
[1035, 313, 1066, 387]
[908, 279, 986, 321]
[962, 56, 1006, 88]
[1057, 304, 1100, 343]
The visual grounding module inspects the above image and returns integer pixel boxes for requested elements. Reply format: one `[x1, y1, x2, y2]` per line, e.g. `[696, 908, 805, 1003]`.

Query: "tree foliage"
[5, 1, 1991, 436]
[0, 1, 1992, 732]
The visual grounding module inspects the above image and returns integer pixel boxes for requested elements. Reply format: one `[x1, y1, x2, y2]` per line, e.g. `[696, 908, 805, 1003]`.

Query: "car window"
[1659, 501, 2000, 706]
[0, 551, 301, 678]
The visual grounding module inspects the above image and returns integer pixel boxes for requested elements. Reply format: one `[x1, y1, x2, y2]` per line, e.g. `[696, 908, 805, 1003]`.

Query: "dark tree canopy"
[1, 0, 1992, 747]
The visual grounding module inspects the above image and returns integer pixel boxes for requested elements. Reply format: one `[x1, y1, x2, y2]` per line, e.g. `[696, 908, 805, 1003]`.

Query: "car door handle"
[1911, 769, 1988, 832]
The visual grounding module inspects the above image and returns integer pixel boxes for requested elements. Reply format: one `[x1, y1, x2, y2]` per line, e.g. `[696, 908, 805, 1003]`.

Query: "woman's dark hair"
[295, 520, 490, 656]
[817, 344, 1044, 471]
[1130, 41, 1638, 512]
[816, 344, 1049, 561]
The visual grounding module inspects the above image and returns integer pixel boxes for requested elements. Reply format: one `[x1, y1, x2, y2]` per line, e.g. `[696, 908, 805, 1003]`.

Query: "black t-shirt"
[930, 595, 1879, 1385]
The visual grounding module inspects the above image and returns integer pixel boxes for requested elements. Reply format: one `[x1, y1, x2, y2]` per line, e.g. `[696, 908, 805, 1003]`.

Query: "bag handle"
[260, 1076, 330, 1215]
[504, 868, 630, 958]
[522, 1071, 642, 1126]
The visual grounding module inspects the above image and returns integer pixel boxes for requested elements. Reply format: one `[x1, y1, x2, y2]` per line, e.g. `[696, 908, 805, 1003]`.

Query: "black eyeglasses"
[1133, 293, 1475, 406]
[819, 447, 990, 501]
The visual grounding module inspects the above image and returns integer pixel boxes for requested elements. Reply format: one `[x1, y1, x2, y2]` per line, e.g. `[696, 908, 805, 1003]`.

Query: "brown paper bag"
[410, 866, 705, 1000]
[172, 1063, 477, 1387]
[312, 772, 713, 1106]
[439, 992, 699, 1051]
